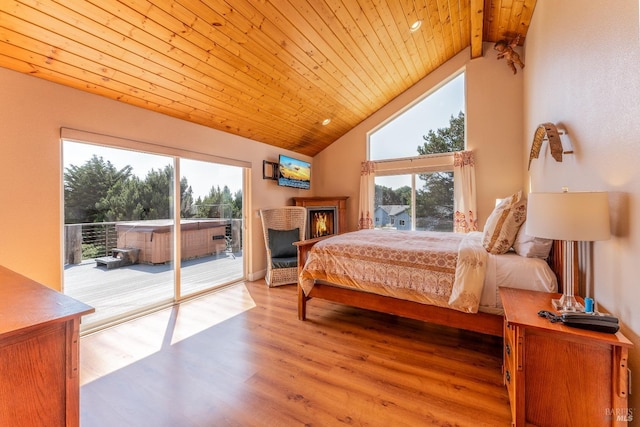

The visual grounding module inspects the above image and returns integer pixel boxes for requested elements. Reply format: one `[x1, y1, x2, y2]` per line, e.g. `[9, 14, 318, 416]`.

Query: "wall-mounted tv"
[278, 154, 311, 190]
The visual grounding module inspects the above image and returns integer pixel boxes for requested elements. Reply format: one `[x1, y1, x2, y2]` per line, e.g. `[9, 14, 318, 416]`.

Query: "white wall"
[524, 0, 640, 414]
[314, 46, 526, 232]
[0, 67, 309, 288]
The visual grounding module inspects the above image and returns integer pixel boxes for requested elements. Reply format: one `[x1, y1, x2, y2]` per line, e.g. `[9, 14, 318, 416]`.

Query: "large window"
[369, 72, 464, 231]
[62, 133, 246, 331]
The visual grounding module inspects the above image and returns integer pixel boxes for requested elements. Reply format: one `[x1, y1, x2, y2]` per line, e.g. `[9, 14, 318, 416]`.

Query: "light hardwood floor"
[80, 280, 511, 426]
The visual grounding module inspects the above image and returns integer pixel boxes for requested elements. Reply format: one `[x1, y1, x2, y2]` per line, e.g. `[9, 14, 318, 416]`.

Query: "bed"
[295, 228, 560, 337]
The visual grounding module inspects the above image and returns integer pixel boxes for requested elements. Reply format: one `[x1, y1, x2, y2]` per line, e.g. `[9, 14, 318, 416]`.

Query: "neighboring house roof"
[376, 205, 410, 216]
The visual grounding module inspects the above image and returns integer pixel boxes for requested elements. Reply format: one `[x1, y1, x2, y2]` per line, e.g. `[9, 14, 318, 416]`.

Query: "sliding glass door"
[178, 158, 243, 298]
[62, 141, 244, 331]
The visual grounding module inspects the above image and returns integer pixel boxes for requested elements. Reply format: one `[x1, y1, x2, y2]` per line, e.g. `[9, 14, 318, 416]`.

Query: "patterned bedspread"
[299, 229, 488, 313]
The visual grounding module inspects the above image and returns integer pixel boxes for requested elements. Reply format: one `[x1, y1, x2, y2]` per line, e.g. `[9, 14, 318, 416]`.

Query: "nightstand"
[499, 287, 633, 427]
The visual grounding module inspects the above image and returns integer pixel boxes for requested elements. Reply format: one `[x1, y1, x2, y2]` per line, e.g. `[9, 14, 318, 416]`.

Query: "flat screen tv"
[278, 154, 311, 190]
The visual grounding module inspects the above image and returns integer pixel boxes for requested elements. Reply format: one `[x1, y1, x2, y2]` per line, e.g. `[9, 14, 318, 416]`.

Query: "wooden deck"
[64, 251, 243, 331]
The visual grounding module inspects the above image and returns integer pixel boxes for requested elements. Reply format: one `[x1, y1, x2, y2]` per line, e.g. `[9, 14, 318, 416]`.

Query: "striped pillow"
[482, 191, 527, 254]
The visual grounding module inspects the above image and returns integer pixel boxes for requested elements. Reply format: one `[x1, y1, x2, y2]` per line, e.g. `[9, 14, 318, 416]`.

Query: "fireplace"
[292, 196, 348, 239]
[308, 207, 338, 239]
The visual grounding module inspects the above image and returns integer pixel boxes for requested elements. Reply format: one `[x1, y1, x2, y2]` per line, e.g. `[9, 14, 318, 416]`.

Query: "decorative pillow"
[482, 191, 527, 254]
[268, 228, 299, 258]
[512, 221, 553, 258]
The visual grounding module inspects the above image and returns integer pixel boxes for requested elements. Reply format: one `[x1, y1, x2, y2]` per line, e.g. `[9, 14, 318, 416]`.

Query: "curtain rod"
[371, 151, 459, 164]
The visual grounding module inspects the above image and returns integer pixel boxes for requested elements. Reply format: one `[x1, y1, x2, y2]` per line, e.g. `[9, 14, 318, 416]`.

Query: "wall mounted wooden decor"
[528, 123, 573, 170]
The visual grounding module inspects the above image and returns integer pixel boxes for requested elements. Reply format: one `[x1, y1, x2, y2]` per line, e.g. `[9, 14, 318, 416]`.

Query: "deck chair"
[260, 207, 307, 287]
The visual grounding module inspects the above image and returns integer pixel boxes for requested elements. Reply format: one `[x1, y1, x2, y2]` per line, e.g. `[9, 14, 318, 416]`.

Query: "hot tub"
[115, 219, 229, 264]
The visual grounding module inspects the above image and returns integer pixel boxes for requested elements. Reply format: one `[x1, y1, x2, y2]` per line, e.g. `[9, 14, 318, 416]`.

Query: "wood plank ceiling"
[0, 0, 536, 157]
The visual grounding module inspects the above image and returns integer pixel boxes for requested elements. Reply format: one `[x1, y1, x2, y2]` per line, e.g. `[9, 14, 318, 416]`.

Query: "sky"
[62, 141, 243, 199]
[369, 73, 464, 189]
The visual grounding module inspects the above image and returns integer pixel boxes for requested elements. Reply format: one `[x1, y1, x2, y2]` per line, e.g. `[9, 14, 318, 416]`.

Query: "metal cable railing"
[64, 220, 241, 264]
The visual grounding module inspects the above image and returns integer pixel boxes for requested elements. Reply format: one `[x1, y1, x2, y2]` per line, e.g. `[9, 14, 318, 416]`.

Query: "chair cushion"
[268, 228, 299, 258]
[271, 256, 298, 269]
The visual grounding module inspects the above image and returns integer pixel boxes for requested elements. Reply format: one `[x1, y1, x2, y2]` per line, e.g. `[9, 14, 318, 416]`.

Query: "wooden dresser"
[500, 288, 633, 426]
[0, 266, 94, 427]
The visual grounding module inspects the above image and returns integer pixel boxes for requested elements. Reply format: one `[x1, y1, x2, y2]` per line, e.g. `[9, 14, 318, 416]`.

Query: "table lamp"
[526, 190, 610, 312]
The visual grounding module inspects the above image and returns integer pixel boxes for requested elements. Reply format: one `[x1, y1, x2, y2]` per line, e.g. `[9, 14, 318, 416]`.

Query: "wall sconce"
[528, 123, 573, 170]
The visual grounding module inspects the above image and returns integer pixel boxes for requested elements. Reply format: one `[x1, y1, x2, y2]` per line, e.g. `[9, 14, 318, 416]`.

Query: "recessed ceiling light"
[322, 118, 331, 126]
[410, 20, 422, 32]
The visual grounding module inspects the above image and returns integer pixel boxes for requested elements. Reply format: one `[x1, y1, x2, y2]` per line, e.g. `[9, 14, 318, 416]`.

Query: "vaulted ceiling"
[0, 0, 536, 156]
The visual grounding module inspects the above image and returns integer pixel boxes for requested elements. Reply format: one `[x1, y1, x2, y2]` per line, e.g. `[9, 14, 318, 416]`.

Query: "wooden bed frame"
[295, 237, 563, 337]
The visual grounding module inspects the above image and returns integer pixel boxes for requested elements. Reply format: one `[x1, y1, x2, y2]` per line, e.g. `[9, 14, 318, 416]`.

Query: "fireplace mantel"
[292, 196, 348, 237]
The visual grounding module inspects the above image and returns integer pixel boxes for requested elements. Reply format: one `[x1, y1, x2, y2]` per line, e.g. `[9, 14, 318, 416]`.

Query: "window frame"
[60, 128, 249, 330]
[366, 70, 465, 232]
[372, 161, 456, 231]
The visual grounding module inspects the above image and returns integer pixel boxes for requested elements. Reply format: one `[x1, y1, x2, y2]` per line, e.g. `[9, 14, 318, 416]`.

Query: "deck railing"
[64, 222, 118, 264]
[64, 220, 242, 265]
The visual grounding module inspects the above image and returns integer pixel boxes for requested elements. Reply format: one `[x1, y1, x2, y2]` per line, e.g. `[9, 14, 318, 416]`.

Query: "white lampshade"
[526, 192, 611, 241]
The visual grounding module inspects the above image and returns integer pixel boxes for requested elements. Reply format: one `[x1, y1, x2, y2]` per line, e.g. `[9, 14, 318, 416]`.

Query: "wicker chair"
[260, 207, 307, 287]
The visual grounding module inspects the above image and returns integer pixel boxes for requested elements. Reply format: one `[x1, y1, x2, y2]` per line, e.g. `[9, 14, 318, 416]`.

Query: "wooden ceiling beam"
[470, 0, 484, 58]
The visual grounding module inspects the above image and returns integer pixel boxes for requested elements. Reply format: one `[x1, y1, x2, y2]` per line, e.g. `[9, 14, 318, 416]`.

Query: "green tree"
[138, 165, 174, 220]
[193, 184, 241, 219]
[415, 111, 464, 230]
[374, 184, 411, 207]
[180, 177, 195, 219]
[95, 176, 144, 221]
[98, 164, 175, 221]
[232, 189, 243, 219]
[417, 111, 465, 155]
[64, 155, 132, 223]
[66, 156, 240, 224]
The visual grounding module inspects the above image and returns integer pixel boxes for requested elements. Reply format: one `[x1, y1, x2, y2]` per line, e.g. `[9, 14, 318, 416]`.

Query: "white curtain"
[358, 161, 375, 229]
[453, 151, 478, 233]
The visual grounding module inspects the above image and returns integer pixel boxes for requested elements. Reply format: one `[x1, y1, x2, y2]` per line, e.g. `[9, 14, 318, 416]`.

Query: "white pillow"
[512, 221, 553, 258]
[482, 191, 527, 254]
